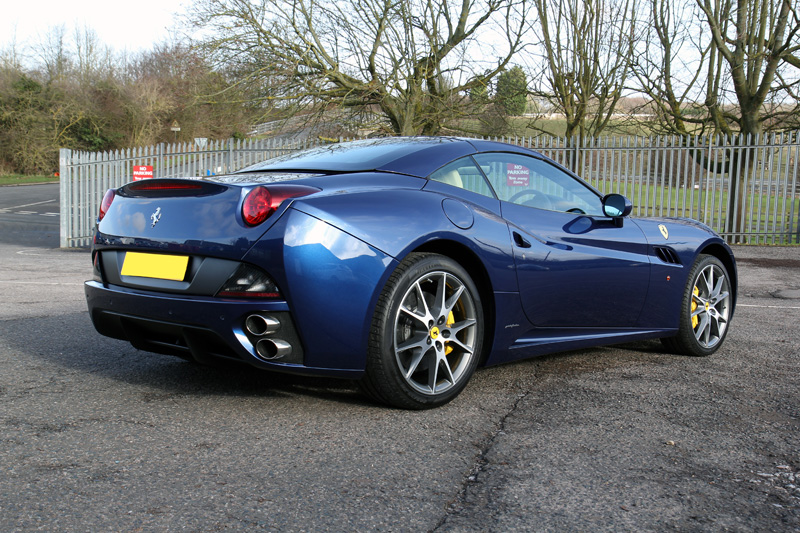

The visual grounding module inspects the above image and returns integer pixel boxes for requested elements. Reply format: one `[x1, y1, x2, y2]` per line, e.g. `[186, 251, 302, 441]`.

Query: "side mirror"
[602, 194, 632, 226]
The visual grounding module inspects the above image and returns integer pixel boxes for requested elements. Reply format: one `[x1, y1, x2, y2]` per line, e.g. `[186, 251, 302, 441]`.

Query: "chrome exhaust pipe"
[255, 338, 292, 360]
[245, 314, 280, 336]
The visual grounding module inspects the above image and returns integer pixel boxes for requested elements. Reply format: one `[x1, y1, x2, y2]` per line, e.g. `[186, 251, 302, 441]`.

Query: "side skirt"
[486, 327, 675, 366]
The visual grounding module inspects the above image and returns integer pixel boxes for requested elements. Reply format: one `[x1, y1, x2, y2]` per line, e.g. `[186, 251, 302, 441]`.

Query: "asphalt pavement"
[0, 238, 798, 531]
[0, 183, 60, 248]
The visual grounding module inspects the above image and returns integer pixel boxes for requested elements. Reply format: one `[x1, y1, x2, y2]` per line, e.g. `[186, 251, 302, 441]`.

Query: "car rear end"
[85, 176, 354, 376]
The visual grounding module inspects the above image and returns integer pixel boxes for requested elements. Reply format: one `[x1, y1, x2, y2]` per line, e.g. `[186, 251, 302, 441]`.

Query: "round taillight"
[98, 189, 115, 221]
[242, 186, 273, 226]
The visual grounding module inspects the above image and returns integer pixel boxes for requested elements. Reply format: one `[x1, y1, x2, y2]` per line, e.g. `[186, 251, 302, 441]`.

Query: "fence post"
[59, 148, 72, 249]
[796, 195, 800, 244]
[571, 136, 578, 174]
[157, 143, 164, 178]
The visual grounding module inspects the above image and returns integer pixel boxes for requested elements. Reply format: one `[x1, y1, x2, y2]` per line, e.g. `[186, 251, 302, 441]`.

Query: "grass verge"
[0, 174, 59, 186]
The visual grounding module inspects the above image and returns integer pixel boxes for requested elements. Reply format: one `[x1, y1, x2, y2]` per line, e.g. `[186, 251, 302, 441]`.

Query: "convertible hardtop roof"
[236, 136, 537, 178]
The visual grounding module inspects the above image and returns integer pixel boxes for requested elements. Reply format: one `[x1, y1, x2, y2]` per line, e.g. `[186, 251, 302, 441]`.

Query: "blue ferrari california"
[86, 137, 736, 408]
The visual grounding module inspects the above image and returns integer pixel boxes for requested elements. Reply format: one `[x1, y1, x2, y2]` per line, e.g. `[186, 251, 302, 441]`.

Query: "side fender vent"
[654, 246, 681, 265]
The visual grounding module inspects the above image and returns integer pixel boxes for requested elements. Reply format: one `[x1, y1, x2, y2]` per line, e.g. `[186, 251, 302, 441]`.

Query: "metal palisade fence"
[59, 137, 312, 248]
[59, 132, 800, 248]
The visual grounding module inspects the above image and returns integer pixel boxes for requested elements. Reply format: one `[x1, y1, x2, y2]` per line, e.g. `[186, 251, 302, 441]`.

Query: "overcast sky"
[2, 0, 188, 55]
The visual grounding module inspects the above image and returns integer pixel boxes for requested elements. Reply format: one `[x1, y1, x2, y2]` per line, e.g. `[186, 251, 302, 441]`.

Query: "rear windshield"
[237, 137, 461, 173]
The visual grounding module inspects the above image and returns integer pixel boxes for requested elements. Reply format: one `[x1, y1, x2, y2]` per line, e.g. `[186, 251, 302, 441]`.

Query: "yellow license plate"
[121, 252, 189, 281]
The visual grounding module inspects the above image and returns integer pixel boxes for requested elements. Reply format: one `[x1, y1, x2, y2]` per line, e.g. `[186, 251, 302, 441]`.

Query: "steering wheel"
[508, 189, 546, 203]
[566, 207, 586, 215]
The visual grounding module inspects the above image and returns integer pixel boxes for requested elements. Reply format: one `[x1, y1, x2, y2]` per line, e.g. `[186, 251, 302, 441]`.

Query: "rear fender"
[244, 209, 396, 371]
[258, 189, 526, 370]
[289, 189, 526, 368]
[292, 188, 518, 292]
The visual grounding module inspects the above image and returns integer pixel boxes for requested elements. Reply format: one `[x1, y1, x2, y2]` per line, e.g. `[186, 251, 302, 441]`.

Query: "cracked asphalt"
[0, 243, 798, 531]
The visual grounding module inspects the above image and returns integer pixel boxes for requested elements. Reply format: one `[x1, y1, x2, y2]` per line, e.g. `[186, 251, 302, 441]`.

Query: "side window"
[428, 157, 496, 199]
[472, 153, 603, 215]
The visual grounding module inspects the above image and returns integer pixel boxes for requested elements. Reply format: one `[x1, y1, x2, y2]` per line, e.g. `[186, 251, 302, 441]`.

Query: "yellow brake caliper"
[445, 311, 455, 355]
[691, 286, 699, 329]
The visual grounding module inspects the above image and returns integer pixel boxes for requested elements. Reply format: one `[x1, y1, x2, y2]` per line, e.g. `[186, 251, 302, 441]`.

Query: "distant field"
[458, 117, 654, 138]
[0, 174, 59, 186]
[512, 117, 659, 138]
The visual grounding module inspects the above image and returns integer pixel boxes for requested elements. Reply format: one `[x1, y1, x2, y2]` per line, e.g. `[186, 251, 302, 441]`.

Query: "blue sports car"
[85, 137, 736, 408]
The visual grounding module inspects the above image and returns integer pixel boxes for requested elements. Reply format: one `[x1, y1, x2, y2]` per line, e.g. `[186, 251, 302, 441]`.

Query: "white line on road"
[0, 210, 60, 216]
[739, 303, 800, 310]
[4, 199, 57, 209]
[0, 280, 83, 286]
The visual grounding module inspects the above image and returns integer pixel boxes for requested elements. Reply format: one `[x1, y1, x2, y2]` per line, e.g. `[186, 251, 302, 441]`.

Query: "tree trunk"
[725, 134, 758, 244]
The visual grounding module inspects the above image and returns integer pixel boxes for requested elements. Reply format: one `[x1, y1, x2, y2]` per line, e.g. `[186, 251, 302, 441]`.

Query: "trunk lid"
[96, 179, 282, 259]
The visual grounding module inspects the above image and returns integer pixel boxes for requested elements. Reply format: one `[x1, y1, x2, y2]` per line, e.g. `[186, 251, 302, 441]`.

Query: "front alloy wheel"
[361, 253, 484, 409]
[662, 254, 732, 356]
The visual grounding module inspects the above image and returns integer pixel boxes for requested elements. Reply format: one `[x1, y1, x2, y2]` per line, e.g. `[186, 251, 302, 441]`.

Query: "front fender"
[633, 217, 737, 328]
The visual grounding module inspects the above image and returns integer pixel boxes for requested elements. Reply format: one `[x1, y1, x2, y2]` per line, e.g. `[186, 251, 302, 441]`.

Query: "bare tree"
[0, 29, 26, 71]
[73, 26, 115, 84]
[629, 0, 708, 135]
[188, 0, 528, 135]
[698, 0, 800, 137]
[632, 0, 800, 136]
[34, 25, 71, 82]
[700, 0, 800, 241]
[632, 0, 799, 240]
[94, 42, 260, 146]
[527, 0, 637, 143]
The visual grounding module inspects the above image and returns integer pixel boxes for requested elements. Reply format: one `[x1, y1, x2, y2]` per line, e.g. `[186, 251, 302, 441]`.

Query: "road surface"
[0, 183, 59, 248]
[0, 242, 798, 531]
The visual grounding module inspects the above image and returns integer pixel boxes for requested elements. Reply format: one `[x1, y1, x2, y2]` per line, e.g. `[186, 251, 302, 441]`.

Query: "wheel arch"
[698, 242, 738, 311]
[410, 239, 496, 366]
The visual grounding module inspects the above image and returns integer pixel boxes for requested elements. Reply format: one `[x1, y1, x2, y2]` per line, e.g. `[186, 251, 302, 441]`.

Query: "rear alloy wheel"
[361, 253, 484, 409]
[662, 254, 732, 356]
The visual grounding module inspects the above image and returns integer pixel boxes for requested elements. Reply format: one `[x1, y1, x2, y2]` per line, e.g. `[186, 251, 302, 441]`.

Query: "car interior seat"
[437, 169, 463, 188]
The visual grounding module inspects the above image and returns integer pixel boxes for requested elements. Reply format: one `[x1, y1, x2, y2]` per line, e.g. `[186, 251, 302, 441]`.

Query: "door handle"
[513, 231, 531, 248]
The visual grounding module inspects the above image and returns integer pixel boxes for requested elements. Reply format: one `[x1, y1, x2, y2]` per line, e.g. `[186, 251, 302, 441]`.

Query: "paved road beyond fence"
[59, 133, 800, 248]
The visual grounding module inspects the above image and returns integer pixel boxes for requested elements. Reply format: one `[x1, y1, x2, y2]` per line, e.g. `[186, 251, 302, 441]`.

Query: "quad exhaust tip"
[245, 314, 292, 361]
[255, 338, 292, 360]
[245, 314, 280, 336]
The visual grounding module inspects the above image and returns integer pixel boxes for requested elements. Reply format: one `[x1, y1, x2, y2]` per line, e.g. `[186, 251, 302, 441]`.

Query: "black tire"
[360, 253, 484, 409]
[661, 254, 732, 357]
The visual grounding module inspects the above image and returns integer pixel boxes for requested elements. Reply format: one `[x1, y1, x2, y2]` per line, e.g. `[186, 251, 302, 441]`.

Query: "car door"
[472, 152, 651, 328]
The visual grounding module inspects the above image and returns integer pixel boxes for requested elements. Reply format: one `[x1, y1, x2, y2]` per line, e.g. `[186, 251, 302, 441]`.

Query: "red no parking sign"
[132, 165, 153, 181]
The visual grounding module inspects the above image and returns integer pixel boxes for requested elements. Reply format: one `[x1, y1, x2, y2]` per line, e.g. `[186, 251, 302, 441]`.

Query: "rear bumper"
[84, 280, 364, 378]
